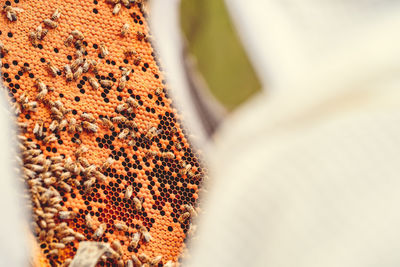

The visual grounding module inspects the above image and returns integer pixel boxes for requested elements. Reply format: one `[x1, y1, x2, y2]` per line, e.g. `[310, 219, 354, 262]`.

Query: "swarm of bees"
[4, 2, 199, 266]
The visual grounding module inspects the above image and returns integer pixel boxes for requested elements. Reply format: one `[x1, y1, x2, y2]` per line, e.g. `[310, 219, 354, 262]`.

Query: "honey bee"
[33, 120, 44, 137]
[3, 6, 23, 21]
[180, 163, 192, 176]
[133, 197, 142, 211]
[64, 64, 73, 82]
[29, 32, 38, 47]
[114, 221, 128, 231]
[43, 19, 58, 29]
[50, 242, 65, 249]
[90, 59, 99, 74]
[95, 170, 106, 183]
[59, 181, 72, 192]
[81, 112, 96, 123]
[112, 116, 127, 124]
[82, 60, 91, 73]
[59, 211, 75, 220]
[113, 3, 121, 15]
[162, 152, 175, 159]
[121, 23, 130, 36]
[118, 128, 130, 139]
[43, 134, 57, 144]
[128, 138, 136, 147]
[48, 249, 59, 256]
[100, 117, 115, 131]
[101, 157, 115, 172]
[93, 223, 106, 239]
[145, 151, 156, 159]
[75, 232, 85, 241]
[78, 157, 90, 168]
[154, 87, 162, 96]
[51, 9, 61, 21]
[88, 77, 100, 90]
[47, 62, 60, 77]
[73, 66, 83, 80]
[60, 236, 75, 244]
[133, 55, 142, 66]
[121, 66, 132, 77]
[64, 34, 74, 47]
[75, 145, 88, 157]
[117, 103, 128, 112]
[126, 260, 133, 267]
[125, 121, 137, 129]
[99, 42, 109, 57]
[21, 65, 32, 73]
[138, 254, 149, 263]
[85, 214, 95, 230]
[164, 261, 175, 267]
[117, 76, 127, 91]
[136, 31, 145, 41]
[178, 212, 190, 223]
[124, 185, 133, 199]
[145, 126, 159, 141]
[131, 255, 141, 267]
[121, 0, 130, 7]
[82, 121, 99, 133]
[99, 79, 113, 88]
[84, 177, 96, 191]
[183, 204, 197, 216]
[150, 256, 162, 266]
[127, 97, 139, 108]
[67, 118, 77, 133]
[129, 232, 140, 249]
[0, 42, 9, 55]
[124, 48, 137, 57]
[71, 29, 84, 40]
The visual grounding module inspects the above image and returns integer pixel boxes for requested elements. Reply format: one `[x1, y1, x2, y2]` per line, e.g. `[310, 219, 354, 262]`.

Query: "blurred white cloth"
[0, 80, 29, 266]
[186, 1, 400, 267]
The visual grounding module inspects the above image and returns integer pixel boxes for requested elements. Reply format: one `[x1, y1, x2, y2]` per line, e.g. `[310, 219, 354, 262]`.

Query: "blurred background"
[150, 1, 400, 266]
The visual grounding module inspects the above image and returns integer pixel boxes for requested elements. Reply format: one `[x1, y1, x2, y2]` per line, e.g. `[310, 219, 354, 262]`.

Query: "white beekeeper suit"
[186, 0, 400, 266]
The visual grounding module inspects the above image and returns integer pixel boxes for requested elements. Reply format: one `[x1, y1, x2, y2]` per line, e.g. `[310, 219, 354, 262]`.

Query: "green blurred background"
[180, 0, 261, 111]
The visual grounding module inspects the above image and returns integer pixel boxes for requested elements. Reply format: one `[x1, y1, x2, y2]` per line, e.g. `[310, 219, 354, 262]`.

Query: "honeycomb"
[0, 0, 205, 266]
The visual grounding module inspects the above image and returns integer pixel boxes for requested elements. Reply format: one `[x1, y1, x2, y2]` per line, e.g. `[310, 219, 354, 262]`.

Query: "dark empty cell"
[80, 89, 85, 94]
[155, 74, 159, 79]
[72, 109, 77, 115]
[106, 60, 110, 64]
[67, 55, 72, 60]
[7, 32, 13, 38]
[104, 98, 109, 103]
[111, 61, 116, 65]
[93, 8, 98, 14]
[40, 58, 45, 63]
[93, 43, 98, 49]
[59, 93, 64, 98]
[139, 20, 143, 25]
[75, 96, 80, 102]
[123, 59, 128, 64]
[12, 60, 18, 66]
[54, 48, 59, 53]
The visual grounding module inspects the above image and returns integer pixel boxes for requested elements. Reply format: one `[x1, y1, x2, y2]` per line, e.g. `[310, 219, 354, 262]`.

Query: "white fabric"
[186, 1, 400, 266]
[148, 0, 208, 147]
[0, 83, 29, 266]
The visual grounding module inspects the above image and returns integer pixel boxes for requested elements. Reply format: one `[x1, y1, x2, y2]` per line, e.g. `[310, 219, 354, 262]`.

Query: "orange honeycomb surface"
[0, 0, 205, 266]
